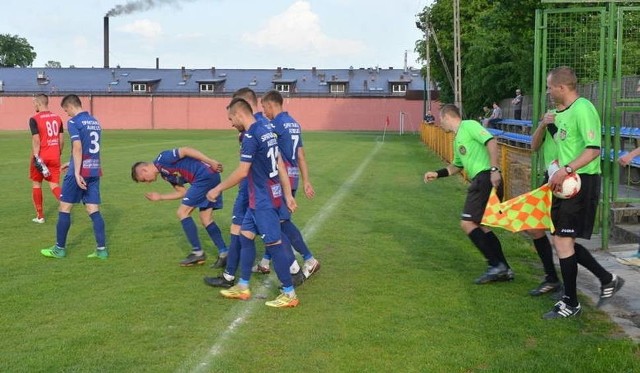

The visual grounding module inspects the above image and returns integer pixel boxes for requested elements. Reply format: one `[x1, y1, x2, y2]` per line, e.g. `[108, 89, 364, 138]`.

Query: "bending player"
[131, 147, 227, 267]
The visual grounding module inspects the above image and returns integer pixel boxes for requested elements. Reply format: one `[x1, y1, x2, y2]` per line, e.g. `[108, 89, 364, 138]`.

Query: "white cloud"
[118, 19, 163, 40]
[243, 0, 366, 58]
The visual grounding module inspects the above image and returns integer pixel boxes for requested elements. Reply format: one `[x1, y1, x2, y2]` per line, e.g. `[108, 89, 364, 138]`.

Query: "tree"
[0, 34, 36, 67]
[45, 60, 62, 68]
[416, 0, 541, 118]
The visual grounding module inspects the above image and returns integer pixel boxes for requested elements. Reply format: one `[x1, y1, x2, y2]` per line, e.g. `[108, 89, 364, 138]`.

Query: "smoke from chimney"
[106, 0, 194, 17]
[104, 0, 195, 67]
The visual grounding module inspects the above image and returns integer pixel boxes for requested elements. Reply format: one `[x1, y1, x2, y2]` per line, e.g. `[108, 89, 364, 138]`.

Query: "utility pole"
[453, 0, 462, 112]
[425, 24, 432, 111]
[416, 15, 432, 118]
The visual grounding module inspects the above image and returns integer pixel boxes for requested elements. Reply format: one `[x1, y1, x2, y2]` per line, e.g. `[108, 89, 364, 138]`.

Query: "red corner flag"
[481, 185, 555, 233]
[385, 116, 390, 127]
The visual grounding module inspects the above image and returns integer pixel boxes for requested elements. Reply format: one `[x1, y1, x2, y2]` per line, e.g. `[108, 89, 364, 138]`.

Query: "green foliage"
[0, 130, 639, 371]
[416, 1, 640, 119]
[45, 60, 62, 68]
[0, 34, 36, 67]
[417, 0, 541, 118]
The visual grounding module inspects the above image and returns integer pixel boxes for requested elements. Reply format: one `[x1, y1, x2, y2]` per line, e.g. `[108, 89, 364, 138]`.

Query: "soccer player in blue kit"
[207, 97, 299, 308]
[258, 90, 320, 278]
[41, 94, 108, 259]
[131, 147, 227, 267]
[203, 88, 305, 289]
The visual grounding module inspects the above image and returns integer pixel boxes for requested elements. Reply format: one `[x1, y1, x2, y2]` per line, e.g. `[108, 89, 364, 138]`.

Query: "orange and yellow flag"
[481, 185, 554, 233]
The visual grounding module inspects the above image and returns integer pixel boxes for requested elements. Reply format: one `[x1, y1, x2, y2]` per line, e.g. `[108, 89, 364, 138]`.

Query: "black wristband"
[436, 168, 449, 178]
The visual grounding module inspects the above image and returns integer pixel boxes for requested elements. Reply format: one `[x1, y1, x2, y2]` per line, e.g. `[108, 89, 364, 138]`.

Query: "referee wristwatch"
[490, 166, 500, 173]
[564, 165, 573, 174]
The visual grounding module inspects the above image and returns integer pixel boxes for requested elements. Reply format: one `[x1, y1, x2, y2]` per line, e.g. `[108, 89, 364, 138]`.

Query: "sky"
[1, 0, 433, 70]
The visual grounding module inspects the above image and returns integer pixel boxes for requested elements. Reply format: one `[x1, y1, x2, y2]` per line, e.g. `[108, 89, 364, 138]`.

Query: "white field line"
[183, 142, 383, 373]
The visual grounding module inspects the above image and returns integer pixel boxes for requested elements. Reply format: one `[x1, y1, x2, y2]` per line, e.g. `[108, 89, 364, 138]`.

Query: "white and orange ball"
[548, 160, 581, 199]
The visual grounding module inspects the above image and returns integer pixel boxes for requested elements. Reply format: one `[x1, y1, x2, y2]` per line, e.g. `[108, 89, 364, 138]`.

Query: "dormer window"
[132, 83, 147, 93]
[392, 84, 407, 93]
[200, 83, 214, 92]
[275, 83, 290, 93]
[196, 78, 226, 93]
[272, 79, 296, 94]
[128, 79, 160, 93]
[331, 84, 346, 93]
[328, 80, 348, 94]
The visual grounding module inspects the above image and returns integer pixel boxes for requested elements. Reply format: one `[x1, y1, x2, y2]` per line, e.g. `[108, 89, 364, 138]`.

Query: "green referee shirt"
[541, 109, 559, 169]
[553, 97, 601, 175]
[452, 120, 493, 179]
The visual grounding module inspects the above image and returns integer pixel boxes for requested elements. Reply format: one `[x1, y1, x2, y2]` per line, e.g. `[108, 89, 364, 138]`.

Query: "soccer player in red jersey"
[29, 94, 64, 223]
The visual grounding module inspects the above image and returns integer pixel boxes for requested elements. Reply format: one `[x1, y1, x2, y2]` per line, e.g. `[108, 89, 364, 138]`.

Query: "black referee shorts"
[551, 173, 600, 239]
[462, 170, 503, 223]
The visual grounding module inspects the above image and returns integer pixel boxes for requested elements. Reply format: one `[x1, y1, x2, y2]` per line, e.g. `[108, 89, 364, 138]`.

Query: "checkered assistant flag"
[481, 185, 554, 233]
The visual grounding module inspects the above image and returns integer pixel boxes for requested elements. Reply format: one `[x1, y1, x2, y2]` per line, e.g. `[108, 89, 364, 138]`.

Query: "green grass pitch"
[0, 130, 638, 372]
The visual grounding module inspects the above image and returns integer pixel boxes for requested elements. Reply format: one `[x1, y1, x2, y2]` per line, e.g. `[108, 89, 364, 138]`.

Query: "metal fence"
[420, 123, 533, 200]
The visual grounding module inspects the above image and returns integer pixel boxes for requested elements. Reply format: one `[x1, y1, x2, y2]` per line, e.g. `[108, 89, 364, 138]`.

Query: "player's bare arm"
[297, 147, 315, 199]
[145, 185, 186, 201]
[178, 147, 223, 172]
[485, 138, 502, 188]
[72, 140, 86, 190]
[59, 130, 64, 155]
[31, 134, 41, 157]
[278, 156, 297, 213]
[619, 147, 640, 166]
[549, 148, 600, 191]
[206, 162, 250, 202]
[531, 113, 553, 151]
[424, 164, 461, 183]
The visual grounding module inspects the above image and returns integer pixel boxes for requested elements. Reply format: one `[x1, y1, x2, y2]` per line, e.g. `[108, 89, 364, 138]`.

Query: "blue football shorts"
[60, 174, 101, 204]
[241, 208, 282, 245]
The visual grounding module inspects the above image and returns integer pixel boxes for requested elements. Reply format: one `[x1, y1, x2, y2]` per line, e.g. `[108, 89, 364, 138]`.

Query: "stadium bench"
[493, 119, 533, 135]
[497, 132, 532, 148]
[486, 128, 504, 137]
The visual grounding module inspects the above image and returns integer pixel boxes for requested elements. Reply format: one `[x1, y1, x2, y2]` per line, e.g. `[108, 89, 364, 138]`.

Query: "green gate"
[533, 1, 640, 249]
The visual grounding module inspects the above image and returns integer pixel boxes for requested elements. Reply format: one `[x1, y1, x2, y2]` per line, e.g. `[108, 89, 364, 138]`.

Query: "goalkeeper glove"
[34, 155, 51, 178]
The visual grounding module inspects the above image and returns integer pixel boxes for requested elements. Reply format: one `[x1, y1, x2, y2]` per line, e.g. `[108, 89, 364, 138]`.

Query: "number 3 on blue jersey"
[89, 131, 100, 154]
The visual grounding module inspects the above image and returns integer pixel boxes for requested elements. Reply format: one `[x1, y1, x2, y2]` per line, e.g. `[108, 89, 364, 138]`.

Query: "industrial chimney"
[104, 16, 109, 68]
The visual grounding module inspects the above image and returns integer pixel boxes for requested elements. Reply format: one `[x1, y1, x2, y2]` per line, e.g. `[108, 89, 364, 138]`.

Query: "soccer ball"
[553, 172, 581, 199]
[548, 160, 581, 199]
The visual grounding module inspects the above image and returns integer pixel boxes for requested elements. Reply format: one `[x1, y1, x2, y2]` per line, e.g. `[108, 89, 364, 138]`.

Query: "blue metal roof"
[0, 66, 425, 95]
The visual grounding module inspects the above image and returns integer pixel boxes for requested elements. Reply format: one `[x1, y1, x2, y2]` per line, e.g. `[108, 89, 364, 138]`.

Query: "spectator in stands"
[478, 106, 491, 122]
[424, 110, 436, 125]
[512, 89, 523, 120]
[482, 102, 502, 128]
